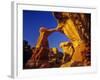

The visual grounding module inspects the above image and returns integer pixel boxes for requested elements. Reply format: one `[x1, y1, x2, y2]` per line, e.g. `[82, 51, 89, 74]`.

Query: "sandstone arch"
[25, 12, 91, 68]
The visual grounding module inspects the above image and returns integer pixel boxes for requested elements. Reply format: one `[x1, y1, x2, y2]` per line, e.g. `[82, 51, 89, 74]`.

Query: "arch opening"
[48, 31, 70, 52]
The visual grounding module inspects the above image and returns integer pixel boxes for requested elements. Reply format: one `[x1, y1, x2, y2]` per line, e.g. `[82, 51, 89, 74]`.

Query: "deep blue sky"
[23, 10, 69, 52]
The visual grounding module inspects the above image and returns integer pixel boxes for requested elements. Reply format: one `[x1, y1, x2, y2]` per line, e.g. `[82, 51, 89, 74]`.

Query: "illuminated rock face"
[35, 27, 49, 48]
[54, 12, 91, 66]
[62, 19, 81, 47]
[51, 48, 58, 55]
[59, 42, 74, 63]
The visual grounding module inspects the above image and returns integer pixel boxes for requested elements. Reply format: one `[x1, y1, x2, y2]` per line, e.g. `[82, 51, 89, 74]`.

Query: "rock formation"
[25, 27, 57, 68]
[59, 41, 74, 64]
[24, 12, 91, 69]
[54, 12, 91, 67]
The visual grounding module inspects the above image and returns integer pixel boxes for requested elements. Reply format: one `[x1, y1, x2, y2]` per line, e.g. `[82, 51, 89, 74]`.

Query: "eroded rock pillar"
[25, 27, 57, 68]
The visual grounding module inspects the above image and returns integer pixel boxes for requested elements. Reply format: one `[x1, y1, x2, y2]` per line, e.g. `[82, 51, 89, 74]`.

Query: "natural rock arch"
[25, 12, 91, 68]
